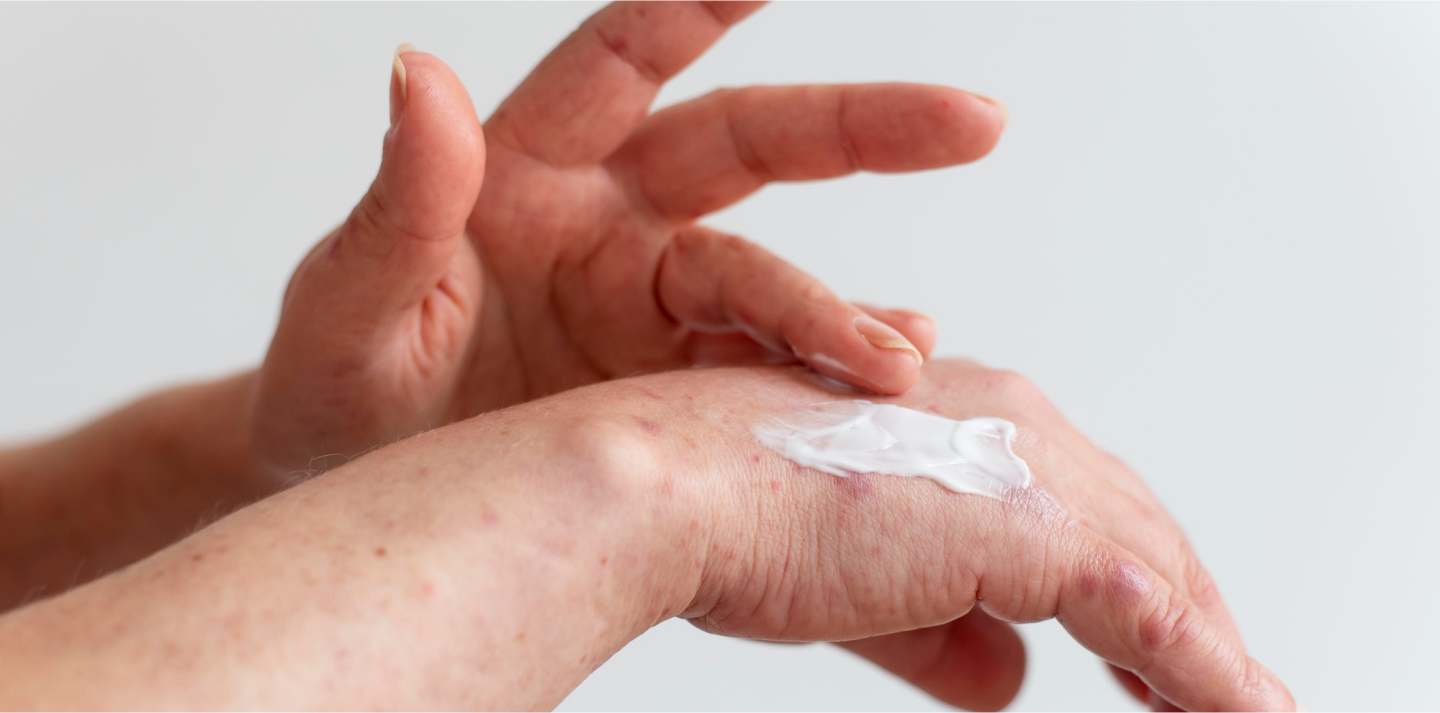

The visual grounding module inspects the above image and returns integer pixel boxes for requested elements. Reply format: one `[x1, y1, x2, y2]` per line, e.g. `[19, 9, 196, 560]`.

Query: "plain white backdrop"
[2, 2, 1438, 710]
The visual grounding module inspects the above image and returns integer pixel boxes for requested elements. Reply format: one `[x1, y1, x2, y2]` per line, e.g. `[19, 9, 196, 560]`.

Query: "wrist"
[494, 398, 715, 643]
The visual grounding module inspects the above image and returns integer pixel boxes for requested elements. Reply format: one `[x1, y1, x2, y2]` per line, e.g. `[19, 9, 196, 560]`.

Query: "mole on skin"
[753, 400, 1032, 500]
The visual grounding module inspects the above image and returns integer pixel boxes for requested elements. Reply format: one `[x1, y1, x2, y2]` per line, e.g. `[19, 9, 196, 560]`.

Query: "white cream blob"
[754, 400, 1032, 499]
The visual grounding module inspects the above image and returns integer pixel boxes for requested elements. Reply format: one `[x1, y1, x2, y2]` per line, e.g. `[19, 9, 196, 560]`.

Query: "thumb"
[292, 45, 485, 334]
[254, 47, 485, 473]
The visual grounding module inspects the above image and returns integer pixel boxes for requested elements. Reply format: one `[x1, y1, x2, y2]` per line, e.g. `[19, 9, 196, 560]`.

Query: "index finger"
[486, 1, 764, 167]
[1059, 540, 1295, 712]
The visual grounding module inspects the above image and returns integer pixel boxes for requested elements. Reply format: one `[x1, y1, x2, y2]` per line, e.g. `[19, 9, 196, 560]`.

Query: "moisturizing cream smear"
[754, 400, 1032, 499]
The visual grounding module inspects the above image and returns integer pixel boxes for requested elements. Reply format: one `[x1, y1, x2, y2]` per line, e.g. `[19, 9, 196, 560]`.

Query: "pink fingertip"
[854, 315, 923, 366]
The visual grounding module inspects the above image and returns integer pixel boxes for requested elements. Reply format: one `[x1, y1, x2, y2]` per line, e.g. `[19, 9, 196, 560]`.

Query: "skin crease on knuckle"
[716, 361, 1287, 710]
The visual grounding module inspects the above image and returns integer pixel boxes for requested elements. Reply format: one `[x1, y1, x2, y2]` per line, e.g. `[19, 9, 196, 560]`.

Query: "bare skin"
[0, 3, 1285, 709]
[251, 1, 1005, 474]
[0, 0, 992, 611]
[0, 362, 1295, 711]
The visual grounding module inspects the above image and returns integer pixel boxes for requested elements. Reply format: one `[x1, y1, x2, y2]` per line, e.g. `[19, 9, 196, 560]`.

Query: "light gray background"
[2, 2, 1436, 710]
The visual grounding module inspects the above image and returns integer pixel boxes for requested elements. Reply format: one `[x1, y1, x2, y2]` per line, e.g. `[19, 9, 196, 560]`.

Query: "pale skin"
[0, 363, 1294, 710]
[0, 2, 1294, 710]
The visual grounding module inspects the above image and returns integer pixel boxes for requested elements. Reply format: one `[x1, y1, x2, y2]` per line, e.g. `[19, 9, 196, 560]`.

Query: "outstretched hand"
[252, 1, 1007, 473]
[593, 361, 1294, 712]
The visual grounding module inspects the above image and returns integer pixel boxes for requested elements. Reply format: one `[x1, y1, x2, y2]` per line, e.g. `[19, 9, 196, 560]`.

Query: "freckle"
[191, 553, 203, 563]
[375, 547, 387, 557]
[515, 631, 527, 642]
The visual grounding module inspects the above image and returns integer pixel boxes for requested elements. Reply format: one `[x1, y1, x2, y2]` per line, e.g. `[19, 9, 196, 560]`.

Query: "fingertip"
[376, 47, 486, 242]
[855, 304, 938, 358]
[918, 85, 1006, 166]
[967, 91, 1008, 131]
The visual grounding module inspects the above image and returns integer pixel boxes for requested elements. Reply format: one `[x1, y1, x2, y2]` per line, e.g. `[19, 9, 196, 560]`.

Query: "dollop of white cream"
[754, 400, 1032, 499]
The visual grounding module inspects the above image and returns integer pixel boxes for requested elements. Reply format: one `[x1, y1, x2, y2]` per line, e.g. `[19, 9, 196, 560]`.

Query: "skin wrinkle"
[0, 362, 1294, 709]
[833, 89, 863, 173]
[0, 0, 1299, 704]
[723, 90, 776, 186]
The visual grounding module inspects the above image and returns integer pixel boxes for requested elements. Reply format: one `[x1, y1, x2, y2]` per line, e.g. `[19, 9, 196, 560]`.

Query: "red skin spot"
[641, 388, 664, 401]
[752, 455, 761, 463]
[633, 416, 662, 435]
[835, 472, 877, 500]
[375, 547, 387, 557]
[636, 6, 647, 18]
[599, 556, 609, 566]
[871, 545, 882, 556]
[1109, 562, 1151, 607]
[1079, 562, 1150, 606]
[769, 479, 781, 492]
[941, 100, 951, 108]
[480, 508, 500, 526]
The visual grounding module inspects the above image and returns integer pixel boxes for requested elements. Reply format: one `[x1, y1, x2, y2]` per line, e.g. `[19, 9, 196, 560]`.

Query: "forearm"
[0, 393, 701, 709]
[0, 371, 277, 611]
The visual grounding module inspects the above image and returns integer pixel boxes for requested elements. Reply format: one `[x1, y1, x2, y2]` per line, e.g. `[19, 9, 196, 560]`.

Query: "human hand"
[0, 361, 1289, 710]
[573, 360, 1294, 711]
[251, 2, 1007, 473]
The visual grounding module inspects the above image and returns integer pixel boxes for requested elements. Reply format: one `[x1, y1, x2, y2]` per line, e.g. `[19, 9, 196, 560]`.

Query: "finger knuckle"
[978, 368, 1047, 408]
[1137, 588, 1208, 659]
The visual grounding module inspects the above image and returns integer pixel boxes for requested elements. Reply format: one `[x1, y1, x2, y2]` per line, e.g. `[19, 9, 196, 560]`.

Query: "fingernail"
[854, 315, 922, 366]
[886, 307, 936, 327]
[970, 92, 1009, 128]
[393, 42, 416, 103]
